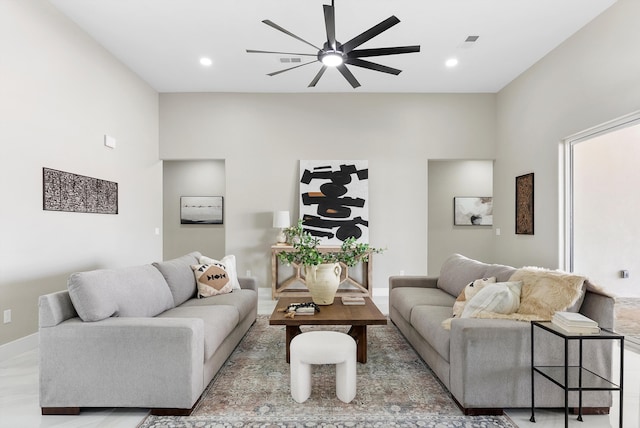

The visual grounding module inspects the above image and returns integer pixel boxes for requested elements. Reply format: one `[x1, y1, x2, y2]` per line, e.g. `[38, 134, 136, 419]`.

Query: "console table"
[271, 245, 372, 299]
[530, 321, 624, 427]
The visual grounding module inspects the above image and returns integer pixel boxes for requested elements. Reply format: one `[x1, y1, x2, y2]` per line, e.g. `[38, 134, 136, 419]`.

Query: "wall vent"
[280, 57, 302, 63]
[465, 35, 479, 43]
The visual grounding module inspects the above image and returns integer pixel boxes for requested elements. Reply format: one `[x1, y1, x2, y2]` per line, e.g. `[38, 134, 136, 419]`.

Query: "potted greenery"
[278, 219, 384, 305]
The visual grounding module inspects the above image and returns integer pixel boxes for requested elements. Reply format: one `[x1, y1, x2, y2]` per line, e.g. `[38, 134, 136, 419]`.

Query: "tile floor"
[1, 293, 637, 428]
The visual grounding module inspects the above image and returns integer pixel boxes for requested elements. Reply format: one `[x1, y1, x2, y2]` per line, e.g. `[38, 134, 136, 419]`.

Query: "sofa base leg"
[451, 396, 504, 415]
[462, 407, 504, 416]
[41, 407, 80, 415]
[150, 406, 195, 416]
[571, 407, 610, 415]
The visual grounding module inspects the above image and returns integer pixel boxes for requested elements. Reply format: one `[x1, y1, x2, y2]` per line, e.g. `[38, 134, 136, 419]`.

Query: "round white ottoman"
[290, 331, 357, 404]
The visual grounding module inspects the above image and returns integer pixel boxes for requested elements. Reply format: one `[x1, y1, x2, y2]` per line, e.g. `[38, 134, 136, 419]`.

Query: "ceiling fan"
[246, 1, 420, 88]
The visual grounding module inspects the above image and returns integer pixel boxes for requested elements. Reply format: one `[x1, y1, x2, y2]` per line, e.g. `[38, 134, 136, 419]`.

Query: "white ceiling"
[49, 0, 616, 93]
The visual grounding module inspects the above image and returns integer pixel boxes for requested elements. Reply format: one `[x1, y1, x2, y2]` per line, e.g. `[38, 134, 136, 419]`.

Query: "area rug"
[138, 316, 518, 428]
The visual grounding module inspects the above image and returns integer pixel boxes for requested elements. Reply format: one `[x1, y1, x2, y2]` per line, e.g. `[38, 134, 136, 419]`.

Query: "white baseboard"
[0, 333, 38, 362]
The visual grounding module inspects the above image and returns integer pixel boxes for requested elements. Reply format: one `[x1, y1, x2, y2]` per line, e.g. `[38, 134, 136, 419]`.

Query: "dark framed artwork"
[43, 167, 118, 214]
[454, 197, 493, 226]
[180, 196, 223, 224]
[299, 160, 369, 244]
[515, 173, 534, 235]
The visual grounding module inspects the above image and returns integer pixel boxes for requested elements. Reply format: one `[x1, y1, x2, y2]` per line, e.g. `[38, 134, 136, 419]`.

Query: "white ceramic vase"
[304, 263, 342, 305]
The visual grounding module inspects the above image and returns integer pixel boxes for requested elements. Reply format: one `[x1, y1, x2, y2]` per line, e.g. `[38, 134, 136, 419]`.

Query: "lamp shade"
[273, 211, 290, 229]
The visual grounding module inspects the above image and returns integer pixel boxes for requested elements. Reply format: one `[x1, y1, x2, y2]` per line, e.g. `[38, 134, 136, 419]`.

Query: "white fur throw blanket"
[474, 267, 586, 321]
[443, 267, 587, 329]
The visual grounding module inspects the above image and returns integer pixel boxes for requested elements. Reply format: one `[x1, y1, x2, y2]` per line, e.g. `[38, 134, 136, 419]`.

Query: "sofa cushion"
[153, 252, 202, 306]
[158, 305, 239, 362]
[437, 254, 490, 297]
[461, 281, 523, 318]
[192, 263, 234, 297]
[484, 264, 517, 282]
[410, 305, 452, 362]
[390, 287, 456, 322]
[181, 289, 257, 321]
[199, 254, 241, 291]
[68, 265, 175, 322]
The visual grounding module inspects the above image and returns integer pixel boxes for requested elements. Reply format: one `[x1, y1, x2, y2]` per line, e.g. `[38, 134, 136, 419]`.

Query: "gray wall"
[0, 1, 161, 346]
[428, 160, 494, 276]
[494, 0, 640, 269]
[159, 93, 498, 291]
[163, 160, 226, 260]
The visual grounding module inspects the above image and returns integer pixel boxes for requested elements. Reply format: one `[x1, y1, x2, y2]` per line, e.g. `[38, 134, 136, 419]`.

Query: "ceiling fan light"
[321, 51, 344, 67]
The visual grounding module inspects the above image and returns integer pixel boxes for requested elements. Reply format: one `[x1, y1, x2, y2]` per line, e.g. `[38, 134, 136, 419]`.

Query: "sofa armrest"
[238, 276, 257, 291]
[580, 290, 615, 330]
[389, 275, 438, 292]
[39, 316, 205, 409]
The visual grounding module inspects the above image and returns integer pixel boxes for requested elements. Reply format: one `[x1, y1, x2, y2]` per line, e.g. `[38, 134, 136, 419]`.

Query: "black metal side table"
[530, 321, 624, 427]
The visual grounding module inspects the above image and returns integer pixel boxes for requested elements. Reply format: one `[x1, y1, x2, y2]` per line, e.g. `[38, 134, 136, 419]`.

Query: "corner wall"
[494, 0, 640, 269]
[0, 1, 161, 345]
[160, 93, 497, 292]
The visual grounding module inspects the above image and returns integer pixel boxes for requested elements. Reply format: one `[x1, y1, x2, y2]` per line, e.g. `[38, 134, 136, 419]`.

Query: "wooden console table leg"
[285, 325, 302, 363]
[347, 325, 367, 363]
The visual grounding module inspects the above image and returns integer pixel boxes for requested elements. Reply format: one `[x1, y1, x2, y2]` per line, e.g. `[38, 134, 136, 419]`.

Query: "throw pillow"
[191, 263, 234, 297]
[199, 254, 241, 290]
[461, 281, 523, 318]
[452, 277, 497, 318]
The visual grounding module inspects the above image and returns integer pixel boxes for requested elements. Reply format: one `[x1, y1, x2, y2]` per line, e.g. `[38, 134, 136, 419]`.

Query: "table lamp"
[273, 210, 290, 245]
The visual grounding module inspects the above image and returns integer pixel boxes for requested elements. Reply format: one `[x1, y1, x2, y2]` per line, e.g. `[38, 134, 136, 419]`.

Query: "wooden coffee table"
[269, 296, 387, 363]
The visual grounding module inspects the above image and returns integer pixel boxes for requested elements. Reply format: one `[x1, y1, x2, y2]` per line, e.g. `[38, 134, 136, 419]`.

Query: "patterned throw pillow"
[199, 254, 241, 290]
[191, 263, 234, 297]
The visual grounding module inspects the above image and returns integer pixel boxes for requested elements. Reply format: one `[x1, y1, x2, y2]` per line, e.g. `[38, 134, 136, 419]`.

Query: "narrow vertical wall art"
[515, 173, 534, 235]
[299, 160, 369, 244]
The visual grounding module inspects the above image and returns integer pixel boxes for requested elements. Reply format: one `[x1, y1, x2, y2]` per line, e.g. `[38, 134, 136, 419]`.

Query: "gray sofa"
[38, 251, 257, 416]
[389, 254, 615, 415]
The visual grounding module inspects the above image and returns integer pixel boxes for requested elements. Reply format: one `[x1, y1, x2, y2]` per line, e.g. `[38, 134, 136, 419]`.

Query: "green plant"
[278, 219, 384, 267]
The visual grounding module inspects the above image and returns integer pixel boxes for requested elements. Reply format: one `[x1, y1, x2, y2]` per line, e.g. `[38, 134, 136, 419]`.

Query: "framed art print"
[515, 173, 534, 235]
[454, 197, 493, 226]
[180, 196, 223, 224]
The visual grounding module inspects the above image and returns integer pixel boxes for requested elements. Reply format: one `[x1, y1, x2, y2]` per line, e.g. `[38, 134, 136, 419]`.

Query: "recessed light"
[200, 57, 213, 67]
[445, 58, 459, 68]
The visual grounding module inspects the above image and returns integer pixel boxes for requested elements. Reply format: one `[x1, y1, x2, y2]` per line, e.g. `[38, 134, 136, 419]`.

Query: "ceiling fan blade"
[262, 20, 322, 51]
[323, 3, 337, 50]
[308, 66, 328, 87]
[246, 49, 316, 57]
[349, 45, 421, 58]
[267, 60, 318, 76]
[336, 64, 361, 88]
[345, 58, 401, 75]
[341, 16, 400, 53]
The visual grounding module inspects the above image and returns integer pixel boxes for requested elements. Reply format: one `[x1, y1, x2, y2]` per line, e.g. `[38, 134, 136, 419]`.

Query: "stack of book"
[342, 296, 366, 305]
[551, 311, 600, 334]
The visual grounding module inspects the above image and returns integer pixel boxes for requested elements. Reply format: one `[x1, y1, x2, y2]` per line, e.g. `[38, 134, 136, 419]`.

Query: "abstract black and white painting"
[454, 197, 493, 226]
[180, 196, 223, 224]
[43, 167, 118, 214]
[299, 160, 369, 245]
